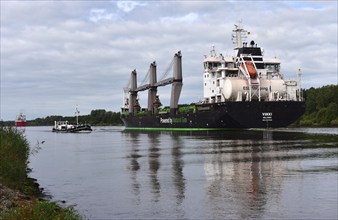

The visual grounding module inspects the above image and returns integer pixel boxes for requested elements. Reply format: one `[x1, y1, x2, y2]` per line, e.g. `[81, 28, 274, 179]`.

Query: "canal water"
[26, 127, 337, 219]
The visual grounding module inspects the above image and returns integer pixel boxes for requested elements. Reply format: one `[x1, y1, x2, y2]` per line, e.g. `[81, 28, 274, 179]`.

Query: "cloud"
[89, 8, 118, 22]
[0, 1, 337, 120]
[160, 13, 200, 23]
[88, 1, 147, 23]
[116, 1, 147, 13]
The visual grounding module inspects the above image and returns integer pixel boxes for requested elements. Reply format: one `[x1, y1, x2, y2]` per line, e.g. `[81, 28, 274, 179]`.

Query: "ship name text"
[160, 117, 172, 124]
[262, 112, 273, 121]
[160, 117, 188, 124]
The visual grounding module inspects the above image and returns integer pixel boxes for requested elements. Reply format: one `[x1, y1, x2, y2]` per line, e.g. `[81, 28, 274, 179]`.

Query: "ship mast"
[75, 106, 80, 125]
[232, 21, 248, 49]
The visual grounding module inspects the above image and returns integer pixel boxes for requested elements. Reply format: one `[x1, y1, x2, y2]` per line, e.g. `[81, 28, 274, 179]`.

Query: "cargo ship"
[15, 112, 27, 127]
[121, 23, 305, 130]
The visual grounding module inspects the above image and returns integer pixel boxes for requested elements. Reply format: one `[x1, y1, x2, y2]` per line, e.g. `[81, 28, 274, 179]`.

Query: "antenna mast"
[75, 106, 80, 125]
[232, 21, 248, 49]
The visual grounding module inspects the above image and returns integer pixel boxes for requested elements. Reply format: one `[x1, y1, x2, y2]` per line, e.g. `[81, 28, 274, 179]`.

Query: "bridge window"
[265, 63, 280, 71]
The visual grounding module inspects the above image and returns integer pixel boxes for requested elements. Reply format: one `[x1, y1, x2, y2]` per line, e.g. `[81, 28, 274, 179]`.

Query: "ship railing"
[239, 54, 263, 59]
[237, 55, 261, 101]
[238, 54, 265, 66]
[249, 55, 261, 101]
[238, 57, 251, 79]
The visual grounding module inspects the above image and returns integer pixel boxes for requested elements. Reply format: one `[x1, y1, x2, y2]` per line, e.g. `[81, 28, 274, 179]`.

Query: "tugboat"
[52, 108, 92, 133]
[120, 23, 305, 130]
[15, 112, 27, 127]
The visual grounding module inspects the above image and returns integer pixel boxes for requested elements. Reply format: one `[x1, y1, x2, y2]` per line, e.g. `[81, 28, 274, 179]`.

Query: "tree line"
[299, 84, 338, 127]
[1, 85, 337, 127]
[0, 109, 122, 127]
[29, 109, 122, 126]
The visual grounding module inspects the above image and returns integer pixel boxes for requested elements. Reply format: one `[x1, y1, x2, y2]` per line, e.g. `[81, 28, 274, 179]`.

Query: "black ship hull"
[52, 124, 92, 133]
[121, 101, 305, 130]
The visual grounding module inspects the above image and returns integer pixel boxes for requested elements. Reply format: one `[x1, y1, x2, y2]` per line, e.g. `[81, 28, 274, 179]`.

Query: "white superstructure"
[203, 23, 302, 104]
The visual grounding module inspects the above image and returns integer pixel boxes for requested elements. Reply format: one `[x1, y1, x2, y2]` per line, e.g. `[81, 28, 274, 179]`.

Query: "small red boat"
[15, 113, 27, 127]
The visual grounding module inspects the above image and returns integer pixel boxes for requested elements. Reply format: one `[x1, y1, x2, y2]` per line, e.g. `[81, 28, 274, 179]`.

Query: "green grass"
[0, 126, 82, 219]
[0, 200, 81, 220]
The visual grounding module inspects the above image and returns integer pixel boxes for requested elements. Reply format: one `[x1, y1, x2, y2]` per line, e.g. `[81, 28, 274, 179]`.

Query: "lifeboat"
[243, 61, 257, 78]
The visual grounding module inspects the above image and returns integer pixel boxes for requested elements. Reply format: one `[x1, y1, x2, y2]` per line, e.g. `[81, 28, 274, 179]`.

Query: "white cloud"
[89, 8, 118, 22]
[0, 1, 337, 120]
[161, 13, 199, 23]
[116, 1, 147, 13]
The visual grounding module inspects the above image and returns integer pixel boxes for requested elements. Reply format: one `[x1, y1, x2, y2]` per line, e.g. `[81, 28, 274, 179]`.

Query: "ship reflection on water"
[125, 131, 186, 206]
[203, 131, 285, 219]
[26, 127, 337, 219]
[122, 129, 337, 219]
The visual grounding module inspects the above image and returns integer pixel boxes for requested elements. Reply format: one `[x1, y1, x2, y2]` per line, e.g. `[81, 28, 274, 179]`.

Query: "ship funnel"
[170, 51, 183, 114]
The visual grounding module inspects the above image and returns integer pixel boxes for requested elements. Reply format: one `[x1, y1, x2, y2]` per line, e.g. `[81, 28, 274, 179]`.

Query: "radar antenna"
[232, 21, 249, 49]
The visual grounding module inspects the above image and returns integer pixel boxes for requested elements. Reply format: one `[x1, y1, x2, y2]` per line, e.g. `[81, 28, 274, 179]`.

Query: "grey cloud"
[1, 1, 337, 120]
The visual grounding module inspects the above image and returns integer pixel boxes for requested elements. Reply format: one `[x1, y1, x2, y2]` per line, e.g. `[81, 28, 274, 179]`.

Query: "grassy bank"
[0, 127, 81, 219]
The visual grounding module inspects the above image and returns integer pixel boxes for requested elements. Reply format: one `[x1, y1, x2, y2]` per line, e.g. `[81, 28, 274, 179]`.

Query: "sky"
[1, 0, 337, 120]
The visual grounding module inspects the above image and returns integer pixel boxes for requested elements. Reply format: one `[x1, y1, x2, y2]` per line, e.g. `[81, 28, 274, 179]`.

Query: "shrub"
[0, 127, 29, 189]
[300, 120, 314, 127]
[0, 200, 81, 220]
[0, 126, 82, 219]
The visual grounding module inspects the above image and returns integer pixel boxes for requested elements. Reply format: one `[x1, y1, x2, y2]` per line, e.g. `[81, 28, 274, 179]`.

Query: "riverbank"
[0, 127, 81, 219]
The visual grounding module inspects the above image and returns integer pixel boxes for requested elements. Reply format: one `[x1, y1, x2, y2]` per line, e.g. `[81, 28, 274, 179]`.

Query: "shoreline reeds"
[0, 126, 81, 219]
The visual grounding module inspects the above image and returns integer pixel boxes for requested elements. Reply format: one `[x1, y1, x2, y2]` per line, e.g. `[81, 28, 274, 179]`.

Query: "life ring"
[243, 61, 257, 79]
